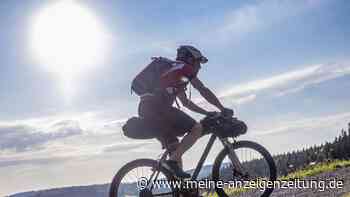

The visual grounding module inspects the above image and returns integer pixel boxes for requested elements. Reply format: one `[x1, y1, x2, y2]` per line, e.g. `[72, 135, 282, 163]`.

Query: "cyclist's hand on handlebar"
[221, 107, 234, 117]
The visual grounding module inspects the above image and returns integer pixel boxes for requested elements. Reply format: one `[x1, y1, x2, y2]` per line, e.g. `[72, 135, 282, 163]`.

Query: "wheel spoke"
[109, 159, 177, 197]
[212, 141, 276, 197]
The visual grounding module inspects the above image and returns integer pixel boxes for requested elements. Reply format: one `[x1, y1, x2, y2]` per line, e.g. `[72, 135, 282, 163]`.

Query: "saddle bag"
[122, 117, 157, 139]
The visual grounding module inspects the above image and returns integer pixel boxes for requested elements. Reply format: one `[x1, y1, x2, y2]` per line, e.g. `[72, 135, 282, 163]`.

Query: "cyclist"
[133, 45, 233, 178]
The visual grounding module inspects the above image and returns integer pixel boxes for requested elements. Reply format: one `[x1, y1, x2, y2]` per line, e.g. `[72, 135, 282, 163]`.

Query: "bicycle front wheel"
[109, 159, 178, 197]
[212, 140, 276, 197]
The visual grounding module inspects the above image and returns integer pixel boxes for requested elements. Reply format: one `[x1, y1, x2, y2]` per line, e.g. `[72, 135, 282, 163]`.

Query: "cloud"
[0, 120, 83, 152]
[148, 0, 319, 53]
[0, 156, 71, 168]
[219, 3, 260, 39]
[192, 61, 350, 106]
[104, 118, 127, 128]
[254, 112, 350, 136]
[217, 61, 350, 103]
[220, 65, 319, 97]
[103, 141, 154, 153]
[230, 94, 257, 105]
[217, 0, 323, 42]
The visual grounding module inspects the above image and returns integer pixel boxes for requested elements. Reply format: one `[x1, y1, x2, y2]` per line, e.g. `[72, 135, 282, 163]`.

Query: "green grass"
[205, 159, 350, 197]
[342, 192, 350, 197]
[280, 159, 350, 180]
[204, 187, 247, 197]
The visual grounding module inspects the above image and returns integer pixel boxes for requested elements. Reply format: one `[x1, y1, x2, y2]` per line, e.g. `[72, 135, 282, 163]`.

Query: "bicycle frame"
[141, 134, 247, 196]
[156, 134, 246, 181]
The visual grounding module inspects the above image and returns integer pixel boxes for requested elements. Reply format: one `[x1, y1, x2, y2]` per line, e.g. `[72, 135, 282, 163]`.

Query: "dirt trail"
[235, 167, 350, 197]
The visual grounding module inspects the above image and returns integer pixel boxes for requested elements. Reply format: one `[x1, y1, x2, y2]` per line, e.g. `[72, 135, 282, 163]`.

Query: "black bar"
[191, 135, 217, 180]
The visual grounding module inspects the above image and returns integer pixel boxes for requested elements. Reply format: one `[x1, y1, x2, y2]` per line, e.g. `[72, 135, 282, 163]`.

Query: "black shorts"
[138, 97, 196, 149]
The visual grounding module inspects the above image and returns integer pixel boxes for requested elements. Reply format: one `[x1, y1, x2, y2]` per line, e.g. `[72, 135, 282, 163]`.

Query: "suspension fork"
[219, 138, 247, 176]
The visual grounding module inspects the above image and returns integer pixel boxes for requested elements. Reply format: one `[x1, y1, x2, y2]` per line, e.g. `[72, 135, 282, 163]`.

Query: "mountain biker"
[134, 45, 234, 178]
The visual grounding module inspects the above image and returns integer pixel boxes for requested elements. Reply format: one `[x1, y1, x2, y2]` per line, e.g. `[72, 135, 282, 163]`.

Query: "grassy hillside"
[205, 159, 350, 197]
[342, 192, 350, 197]
[281, 159, 350, 180]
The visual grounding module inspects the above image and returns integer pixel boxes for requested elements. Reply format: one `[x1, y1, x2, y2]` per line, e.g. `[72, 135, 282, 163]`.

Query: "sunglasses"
[197, 56, 208, 64]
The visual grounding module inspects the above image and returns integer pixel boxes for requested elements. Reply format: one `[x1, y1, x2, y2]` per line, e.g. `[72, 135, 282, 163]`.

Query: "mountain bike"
[109, 113, 277, 197]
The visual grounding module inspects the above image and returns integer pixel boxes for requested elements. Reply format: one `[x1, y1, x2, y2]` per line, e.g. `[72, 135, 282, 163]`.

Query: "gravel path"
[234, 167, 350, 197]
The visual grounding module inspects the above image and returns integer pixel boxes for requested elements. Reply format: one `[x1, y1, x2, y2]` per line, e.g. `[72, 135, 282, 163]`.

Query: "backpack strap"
[174, 97, 181, 109]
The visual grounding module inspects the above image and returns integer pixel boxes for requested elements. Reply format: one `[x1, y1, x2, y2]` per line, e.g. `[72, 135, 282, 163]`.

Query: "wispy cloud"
[230, 94, 257, 105]
[148, 0, 321, 52]
[103, 141, 154, 153]
[217, 0, 325, 42]
[0, 113, 155, 168]
[220, 65, 319, 97]
[2, 61, 348, 156]
[219, 3, 260, 39]
[0, 120, 82, 152]
[254, 111, 350, 136]
[218, 61, 350, 103]
[0, 156, 72, 168]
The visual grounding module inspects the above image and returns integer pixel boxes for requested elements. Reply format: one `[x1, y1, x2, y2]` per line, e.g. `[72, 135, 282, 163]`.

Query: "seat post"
[159, 149, 171, 162]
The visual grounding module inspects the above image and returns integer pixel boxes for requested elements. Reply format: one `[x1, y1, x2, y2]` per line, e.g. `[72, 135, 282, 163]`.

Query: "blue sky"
[1, 0, 350, 195]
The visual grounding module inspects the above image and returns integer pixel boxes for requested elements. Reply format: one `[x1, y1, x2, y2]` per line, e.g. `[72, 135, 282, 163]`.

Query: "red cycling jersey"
[159, 61, 198, 95]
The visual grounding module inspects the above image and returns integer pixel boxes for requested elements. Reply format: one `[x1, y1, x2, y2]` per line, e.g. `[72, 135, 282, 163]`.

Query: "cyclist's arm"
[177, 91, 208, 115]
[190, 76, 225, 111]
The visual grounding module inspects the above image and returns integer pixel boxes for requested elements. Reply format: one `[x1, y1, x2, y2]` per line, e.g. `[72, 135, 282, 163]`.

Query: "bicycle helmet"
[176, 45, 208, 64]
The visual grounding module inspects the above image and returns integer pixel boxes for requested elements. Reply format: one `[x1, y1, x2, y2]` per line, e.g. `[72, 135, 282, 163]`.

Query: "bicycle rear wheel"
[109, 159, 178, 197]
[212, 140, 276, 197]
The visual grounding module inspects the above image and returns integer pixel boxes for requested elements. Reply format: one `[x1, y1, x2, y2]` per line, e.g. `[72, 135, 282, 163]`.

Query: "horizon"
[1, 0, 350, 195]
[8, 126, 350, 196]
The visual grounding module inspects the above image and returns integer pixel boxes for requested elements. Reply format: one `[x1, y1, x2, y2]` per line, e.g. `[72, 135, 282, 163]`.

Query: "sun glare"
[30, 0, 109, 98]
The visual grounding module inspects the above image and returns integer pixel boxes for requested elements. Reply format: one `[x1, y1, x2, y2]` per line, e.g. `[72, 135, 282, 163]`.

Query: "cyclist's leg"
[156, 136, 183, 168]
[168, 141, 183, 168]
[139, 98, 184, 166]
[145, 106, 201, 178]
[169, 122, 203, 161]
[139, 99, 200, 176]
[164, 107, 203, 162]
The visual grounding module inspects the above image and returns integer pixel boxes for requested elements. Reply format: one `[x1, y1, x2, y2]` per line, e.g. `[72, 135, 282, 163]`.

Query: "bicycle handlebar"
[206, 111, 234, 120]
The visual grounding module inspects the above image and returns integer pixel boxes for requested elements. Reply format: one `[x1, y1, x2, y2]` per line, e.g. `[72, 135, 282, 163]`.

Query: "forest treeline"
[274, 122, 350, 176]
[218, 122, 350, 179]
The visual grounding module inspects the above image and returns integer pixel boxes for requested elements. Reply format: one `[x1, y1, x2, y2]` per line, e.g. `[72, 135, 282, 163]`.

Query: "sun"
[30, 0, 109, 97]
